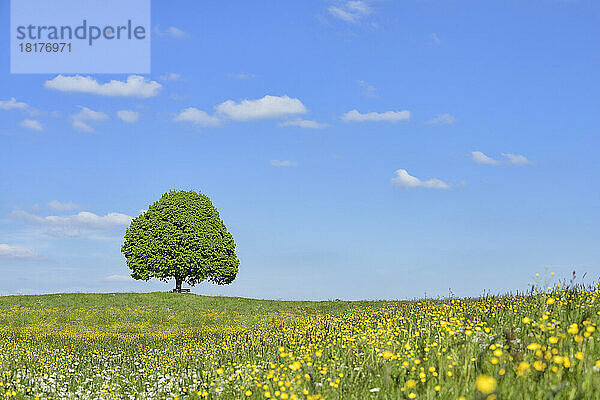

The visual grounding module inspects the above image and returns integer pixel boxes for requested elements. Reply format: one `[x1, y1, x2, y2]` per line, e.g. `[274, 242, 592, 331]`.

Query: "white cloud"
[391, 169, 450, 189]
[45, 75, 162, 98]
[20, 119, 43, 131]
[159, 73, 182, 81]
[358, 80, 377, 98]
[270, 160, 298, 167]
[71, 106, 108, 132]
[75, 107, 108, 121]
[278, 119, 330, 129]
[0, 97, 28, 110]
[168, 27, 187, 37]
[154, 26, 188, 38]
[10, 210, 133, 231]
[216, 95, 307, 121]
[48, 200, 80, 211]
[429, 33, 441, 45]
[104, 274, 135, 282]
[329, 1, 371, 23]
[72, 120, 93, 132]
[502, 153, 532, 165]
[174, 107, 221, 127]
[472, 151, 532, 165]
[471, 151, 500, 165]
[341, 109, 410, 123]
[117, 110, 140, 123]
[231, 73, 257, 80]
[0, 243, 37, 259]
[328, 6, 358, 22]
[426, 113, 455, 125]
[347, 1, 370, 14]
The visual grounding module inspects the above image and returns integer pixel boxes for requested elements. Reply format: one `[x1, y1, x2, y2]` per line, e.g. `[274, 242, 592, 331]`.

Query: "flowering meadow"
[1, 285, 600, 399]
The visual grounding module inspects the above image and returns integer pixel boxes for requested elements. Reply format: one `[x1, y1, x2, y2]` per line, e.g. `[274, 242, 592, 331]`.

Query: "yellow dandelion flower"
[533, 360, 546, 371]
[516, 362, 530, 376]
[568, 324, 579, 334]
[475, 374, 497, 394]
[527, 343, 541, 351]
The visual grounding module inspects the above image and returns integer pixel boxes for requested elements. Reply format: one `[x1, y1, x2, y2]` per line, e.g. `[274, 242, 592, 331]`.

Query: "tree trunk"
[175, 276, 182, 292]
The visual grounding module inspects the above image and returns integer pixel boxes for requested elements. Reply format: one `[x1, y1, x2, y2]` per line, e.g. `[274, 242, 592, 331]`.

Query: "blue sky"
[1, 0, 599, 300]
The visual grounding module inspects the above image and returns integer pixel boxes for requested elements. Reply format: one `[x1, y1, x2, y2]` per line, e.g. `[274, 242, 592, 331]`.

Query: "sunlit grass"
[1, 282, 599, 399]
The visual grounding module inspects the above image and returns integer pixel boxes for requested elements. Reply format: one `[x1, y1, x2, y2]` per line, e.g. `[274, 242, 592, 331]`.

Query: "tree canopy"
[121, 190, 239, 291]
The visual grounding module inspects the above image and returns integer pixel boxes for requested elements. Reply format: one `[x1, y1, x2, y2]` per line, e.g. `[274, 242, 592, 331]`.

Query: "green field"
[0, 288, 599, 399]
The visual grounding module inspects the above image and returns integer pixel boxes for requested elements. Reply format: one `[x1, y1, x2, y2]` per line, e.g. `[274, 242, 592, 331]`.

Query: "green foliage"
[121, 190, 239, 288]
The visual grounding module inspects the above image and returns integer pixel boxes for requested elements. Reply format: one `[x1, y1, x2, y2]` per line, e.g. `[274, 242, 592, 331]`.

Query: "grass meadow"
[1, 282, 599, 399]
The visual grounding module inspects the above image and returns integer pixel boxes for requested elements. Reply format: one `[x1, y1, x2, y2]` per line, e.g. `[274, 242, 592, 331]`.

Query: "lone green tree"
[121, 190, 239, 292]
